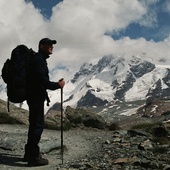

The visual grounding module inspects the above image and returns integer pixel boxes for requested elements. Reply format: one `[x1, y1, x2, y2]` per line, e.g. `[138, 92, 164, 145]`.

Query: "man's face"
[40, 43, 54, 55]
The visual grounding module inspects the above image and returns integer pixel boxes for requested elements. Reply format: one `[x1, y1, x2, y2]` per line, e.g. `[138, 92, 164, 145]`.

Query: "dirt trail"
[0, 124, 112, 170]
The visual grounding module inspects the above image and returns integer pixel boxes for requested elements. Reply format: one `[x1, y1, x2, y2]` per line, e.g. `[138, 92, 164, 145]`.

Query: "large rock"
[45, 110, 71, 130]
[46, 106, 107, 130]
[0, 99, 29, 124]
[65, 106, 107, 129]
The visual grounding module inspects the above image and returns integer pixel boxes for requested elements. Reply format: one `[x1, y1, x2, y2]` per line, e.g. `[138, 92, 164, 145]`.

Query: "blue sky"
[1, 0, 170, 81]
[25, 0, 63, 19]
[26, 0, 170, 42]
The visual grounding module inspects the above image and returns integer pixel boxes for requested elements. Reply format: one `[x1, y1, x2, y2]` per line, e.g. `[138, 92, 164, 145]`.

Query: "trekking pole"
[60, 86, 64, 164]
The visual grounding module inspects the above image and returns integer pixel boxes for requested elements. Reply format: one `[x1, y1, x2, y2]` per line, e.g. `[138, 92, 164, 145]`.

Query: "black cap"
[39, 38, 57, 45]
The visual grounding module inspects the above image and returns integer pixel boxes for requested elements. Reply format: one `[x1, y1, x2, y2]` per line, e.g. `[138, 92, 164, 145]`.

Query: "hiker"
[24, 38, 65, 166]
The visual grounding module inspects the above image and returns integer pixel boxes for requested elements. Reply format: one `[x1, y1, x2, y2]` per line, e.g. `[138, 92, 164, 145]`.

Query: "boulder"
[65, 106, 107, 129]
[45, 110, 71, 130]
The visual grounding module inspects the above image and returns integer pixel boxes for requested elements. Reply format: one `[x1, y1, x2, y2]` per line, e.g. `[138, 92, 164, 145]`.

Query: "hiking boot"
[23, 153, 42, 162]
[28, 156, 49, 167]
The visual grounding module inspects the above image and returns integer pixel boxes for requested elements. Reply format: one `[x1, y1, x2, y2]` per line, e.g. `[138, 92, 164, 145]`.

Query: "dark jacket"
[26, 51, 60, 102]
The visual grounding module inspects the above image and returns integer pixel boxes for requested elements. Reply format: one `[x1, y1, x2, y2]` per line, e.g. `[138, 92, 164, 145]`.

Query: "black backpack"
[1, 45, 35, 111]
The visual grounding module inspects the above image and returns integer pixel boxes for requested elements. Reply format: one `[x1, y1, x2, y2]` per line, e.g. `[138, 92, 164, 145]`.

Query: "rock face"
[77, 90, 108, 108]
[129, 58, 155, 78]
[147, 68, 170, 100]
[137, 99, 170, 118]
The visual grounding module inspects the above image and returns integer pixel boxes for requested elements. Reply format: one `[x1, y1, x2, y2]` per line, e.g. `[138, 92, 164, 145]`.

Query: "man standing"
[24, 38, 65, 166]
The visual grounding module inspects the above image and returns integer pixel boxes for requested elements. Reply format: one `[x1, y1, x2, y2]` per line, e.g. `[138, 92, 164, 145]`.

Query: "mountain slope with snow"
[0, 54, 170, 111]
[59, 54, 170, 108]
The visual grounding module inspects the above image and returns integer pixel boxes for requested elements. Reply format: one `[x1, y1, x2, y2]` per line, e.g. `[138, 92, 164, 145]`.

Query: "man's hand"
[58, 78, 65, 88]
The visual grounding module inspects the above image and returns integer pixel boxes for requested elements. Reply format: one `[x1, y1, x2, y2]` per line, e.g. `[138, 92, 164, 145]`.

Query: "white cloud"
[136, 0, 159, 27]
[0, 0, 46, 60]
[0, 0, 170, 83]
[51, 0, 146, 41]
[163, 0, 170, 13]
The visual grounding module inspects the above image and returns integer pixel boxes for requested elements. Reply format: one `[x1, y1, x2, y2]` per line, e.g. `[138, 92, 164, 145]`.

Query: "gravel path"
[0, 124, 113, 170]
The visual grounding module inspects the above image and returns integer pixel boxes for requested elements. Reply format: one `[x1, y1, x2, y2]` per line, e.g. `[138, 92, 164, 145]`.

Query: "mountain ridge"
[60, 54, 170, 108]
[0, 54, 170, 111]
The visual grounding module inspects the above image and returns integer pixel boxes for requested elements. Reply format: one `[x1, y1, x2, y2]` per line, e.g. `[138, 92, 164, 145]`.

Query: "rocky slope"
[0, 99, 170, 169]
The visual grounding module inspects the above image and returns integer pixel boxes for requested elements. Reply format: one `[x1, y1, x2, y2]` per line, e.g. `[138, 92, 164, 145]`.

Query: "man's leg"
[24, 99, 48, 166]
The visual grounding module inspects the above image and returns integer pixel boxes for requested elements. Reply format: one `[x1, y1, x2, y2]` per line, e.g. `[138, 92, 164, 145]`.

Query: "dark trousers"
[25, 99, 45, 158]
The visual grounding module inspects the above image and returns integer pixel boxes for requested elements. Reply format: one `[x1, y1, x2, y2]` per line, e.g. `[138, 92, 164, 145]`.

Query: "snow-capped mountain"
[59, 54, 170, 108]
[1, 54, 170, 111]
